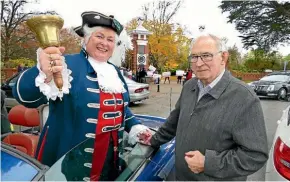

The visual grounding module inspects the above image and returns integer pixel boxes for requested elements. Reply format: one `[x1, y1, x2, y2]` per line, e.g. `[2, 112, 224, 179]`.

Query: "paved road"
[130, 82, 290, 181]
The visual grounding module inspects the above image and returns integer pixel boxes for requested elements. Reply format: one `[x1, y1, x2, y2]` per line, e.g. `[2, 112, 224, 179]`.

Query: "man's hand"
[184, 151, 205, 174]
[137, 129, 152, 145]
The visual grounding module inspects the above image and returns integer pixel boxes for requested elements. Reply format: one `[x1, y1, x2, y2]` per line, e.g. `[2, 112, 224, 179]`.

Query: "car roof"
[268, 71, 290, 76]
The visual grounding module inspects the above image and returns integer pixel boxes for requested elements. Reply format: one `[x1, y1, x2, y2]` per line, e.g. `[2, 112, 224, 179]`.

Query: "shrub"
[4, 58, 36, 68]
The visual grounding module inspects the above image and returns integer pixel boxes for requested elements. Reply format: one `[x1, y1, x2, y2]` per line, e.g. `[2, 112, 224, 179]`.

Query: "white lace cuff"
[128, 124, 150, 145]
[35, 48, 73, 101]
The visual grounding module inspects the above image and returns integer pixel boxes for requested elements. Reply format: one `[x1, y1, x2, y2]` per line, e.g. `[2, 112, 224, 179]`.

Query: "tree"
[59, 28, 82, 54]
[1, 0, 55, 63]
[220, 1, 290, 51]
[227, 44, 242, 70]
[243, 49, 283, 71]
[131, 0, 187, 71]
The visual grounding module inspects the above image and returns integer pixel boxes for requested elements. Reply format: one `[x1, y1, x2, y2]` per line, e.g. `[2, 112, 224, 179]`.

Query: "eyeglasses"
[189, 51, 222, 63]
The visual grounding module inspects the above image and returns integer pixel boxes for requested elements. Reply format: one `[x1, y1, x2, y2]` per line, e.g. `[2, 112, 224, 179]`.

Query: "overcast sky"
[25, 0, 289, 56]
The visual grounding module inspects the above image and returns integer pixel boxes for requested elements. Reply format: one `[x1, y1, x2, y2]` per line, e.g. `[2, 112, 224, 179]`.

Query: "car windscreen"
[1, 143, 46, 181]
[44, 131, 155, 181]
[260, 75, 289, 82]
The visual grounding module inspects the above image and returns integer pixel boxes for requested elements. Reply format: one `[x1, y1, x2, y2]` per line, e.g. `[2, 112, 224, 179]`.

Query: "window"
[138, 45, 145, 54]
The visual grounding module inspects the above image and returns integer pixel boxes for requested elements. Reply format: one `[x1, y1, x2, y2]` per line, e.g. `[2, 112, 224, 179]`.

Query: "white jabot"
[87, 57, 126, 93]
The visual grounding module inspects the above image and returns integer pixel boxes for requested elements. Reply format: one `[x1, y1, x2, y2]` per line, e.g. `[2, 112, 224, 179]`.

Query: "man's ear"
[221, 51, 229, 65]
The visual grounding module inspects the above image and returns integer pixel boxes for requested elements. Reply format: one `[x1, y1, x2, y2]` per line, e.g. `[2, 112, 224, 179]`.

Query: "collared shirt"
[197, 69, 225, 101]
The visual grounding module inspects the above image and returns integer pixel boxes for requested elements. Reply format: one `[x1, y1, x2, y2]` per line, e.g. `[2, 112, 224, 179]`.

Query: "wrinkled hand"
[39, 47, 65, 82]
[137, 129, 152, 145]
[184, 151, 205, 174]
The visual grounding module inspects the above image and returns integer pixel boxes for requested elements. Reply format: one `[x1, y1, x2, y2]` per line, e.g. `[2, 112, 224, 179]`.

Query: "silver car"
[124, 76, 150, 103]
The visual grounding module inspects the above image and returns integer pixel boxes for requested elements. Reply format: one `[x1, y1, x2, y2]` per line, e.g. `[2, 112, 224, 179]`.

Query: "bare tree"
[141, 0, 184, 70]
[142, 0, 183, 36]
[1, 0, 56, 63]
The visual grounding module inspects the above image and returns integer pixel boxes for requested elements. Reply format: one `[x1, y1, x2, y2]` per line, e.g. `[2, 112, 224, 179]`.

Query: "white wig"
[82, 24, 133, 66]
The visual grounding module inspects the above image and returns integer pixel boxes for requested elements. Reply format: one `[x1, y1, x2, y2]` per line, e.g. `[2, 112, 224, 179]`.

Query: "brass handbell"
[26, 15, 64, 91]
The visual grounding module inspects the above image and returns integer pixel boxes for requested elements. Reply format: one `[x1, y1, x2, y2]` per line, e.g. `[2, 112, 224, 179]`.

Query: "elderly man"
[142, 34, 268, 180]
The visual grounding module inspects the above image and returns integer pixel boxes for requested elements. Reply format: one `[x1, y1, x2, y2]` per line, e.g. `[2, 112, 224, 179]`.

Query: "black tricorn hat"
[74, 11, 124, 37]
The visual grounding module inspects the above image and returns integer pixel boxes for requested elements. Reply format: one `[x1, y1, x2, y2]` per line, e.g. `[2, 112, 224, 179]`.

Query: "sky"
[24, 0, 290, 56]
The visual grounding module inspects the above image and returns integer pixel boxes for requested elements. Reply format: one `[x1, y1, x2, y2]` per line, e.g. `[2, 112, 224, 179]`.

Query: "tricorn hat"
[74, 11, 124, 37]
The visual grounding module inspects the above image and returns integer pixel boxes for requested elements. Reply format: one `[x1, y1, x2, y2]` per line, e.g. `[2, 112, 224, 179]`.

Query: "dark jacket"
[150, 70, 268, 181]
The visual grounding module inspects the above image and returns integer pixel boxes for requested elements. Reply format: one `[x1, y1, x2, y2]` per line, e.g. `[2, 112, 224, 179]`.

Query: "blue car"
[1, 114, 175, 181]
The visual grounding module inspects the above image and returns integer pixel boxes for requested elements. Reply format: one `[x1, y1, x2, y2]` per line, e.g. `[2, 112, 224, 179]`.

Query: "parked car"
[124, 76, 150, 103]
[1, 72, 21, 109]
[1, 106, 174, 181]
[1, 72, 150, 109]
[248, 71, 290, 100]
[265, 105, 290, 181]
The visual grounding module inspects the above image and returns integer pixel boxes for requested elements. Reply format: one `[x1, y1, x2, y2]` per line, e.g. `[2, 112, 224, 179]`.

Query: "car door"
[1, 143, 48, 181]
[131, 139, 175, 181]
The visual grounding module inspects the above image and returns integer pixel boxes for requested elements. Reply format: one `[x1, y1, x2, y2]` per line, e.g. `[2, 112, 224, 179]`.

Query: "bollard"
[157, 77, 160, 92]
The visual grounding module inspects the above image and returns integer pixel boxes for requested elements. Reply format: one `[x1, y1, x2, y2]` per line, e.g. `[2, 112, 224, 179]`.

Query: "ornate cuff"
[35, 48, 73, 101]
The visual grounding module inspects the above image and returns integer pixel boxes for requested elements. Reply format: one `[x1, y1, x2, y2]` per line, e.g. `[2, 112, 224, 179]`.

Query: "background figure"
[164, 75, 170, 84]
[17, 63, 25, 72]
[1, 90, 11, 134]
[177, 75, 182, 84]
[186, 69, 193, 81]
[140, 68, 147, 83]
[136, 67, 141, 82]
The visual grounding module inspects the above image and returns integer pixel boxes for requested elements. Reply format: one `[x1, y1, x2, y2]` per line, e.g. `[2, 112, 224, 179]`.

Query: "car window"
[44, 131, 155, 181]
[8, 75, 20, 87]
[260, 75, 289, 82]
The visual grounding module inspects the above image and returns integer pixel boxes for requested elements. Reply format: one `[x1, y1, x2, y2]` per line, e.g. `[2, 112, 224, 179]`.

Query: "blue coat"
[13, 49, 140, 167]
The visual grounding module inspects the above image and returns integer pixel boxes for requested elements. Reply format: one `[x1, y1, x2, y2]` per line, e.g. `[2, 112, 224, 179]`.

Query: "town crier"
[13, 11, 151, 181]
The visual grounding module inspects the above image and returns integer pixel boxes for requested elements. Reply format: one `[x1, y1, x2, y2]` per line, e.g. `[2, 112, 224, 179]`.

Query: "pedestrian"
[163, 71, 170, 84]
[17, 63, 25, 72]
[13, 11, 152, 181]
[136, 67, 141, 82]
[177, 75, 182, 84]
[140, 67, 147, 83]
[1, 90, 11, 134]
[141, 33, 268, 181]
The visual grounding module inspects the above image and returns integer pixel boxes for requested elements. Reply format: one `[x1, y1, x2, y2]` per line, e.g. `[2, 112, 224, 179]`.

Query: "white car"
[265, 105, 290, 181]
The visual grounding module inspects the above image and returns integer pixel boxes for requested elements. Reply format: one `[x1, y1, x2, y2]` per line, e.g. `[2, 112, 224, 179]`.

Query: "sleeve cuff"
[35, 48, 73, 101]
[204, 149, 219, 176]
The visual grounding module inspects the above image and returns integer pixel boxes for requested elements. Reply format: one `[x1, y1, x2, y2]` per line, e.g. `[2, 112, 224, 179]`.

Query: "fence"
[231, 71, 268, 81]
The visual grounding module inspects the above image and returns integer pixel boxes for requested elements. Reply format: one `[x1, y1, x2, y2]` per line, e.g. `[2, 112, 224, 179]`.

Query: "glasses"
[189, 51, 222, 63]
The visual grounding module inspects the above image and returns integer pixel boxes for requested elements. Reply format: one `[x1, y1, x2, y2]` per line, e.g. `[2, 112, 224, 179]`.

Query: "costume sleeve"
[150, 93, 181, 148]
[13, 67, 48, 108]
[204, 95, 268, 178]
[124, 106, 141, 132]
